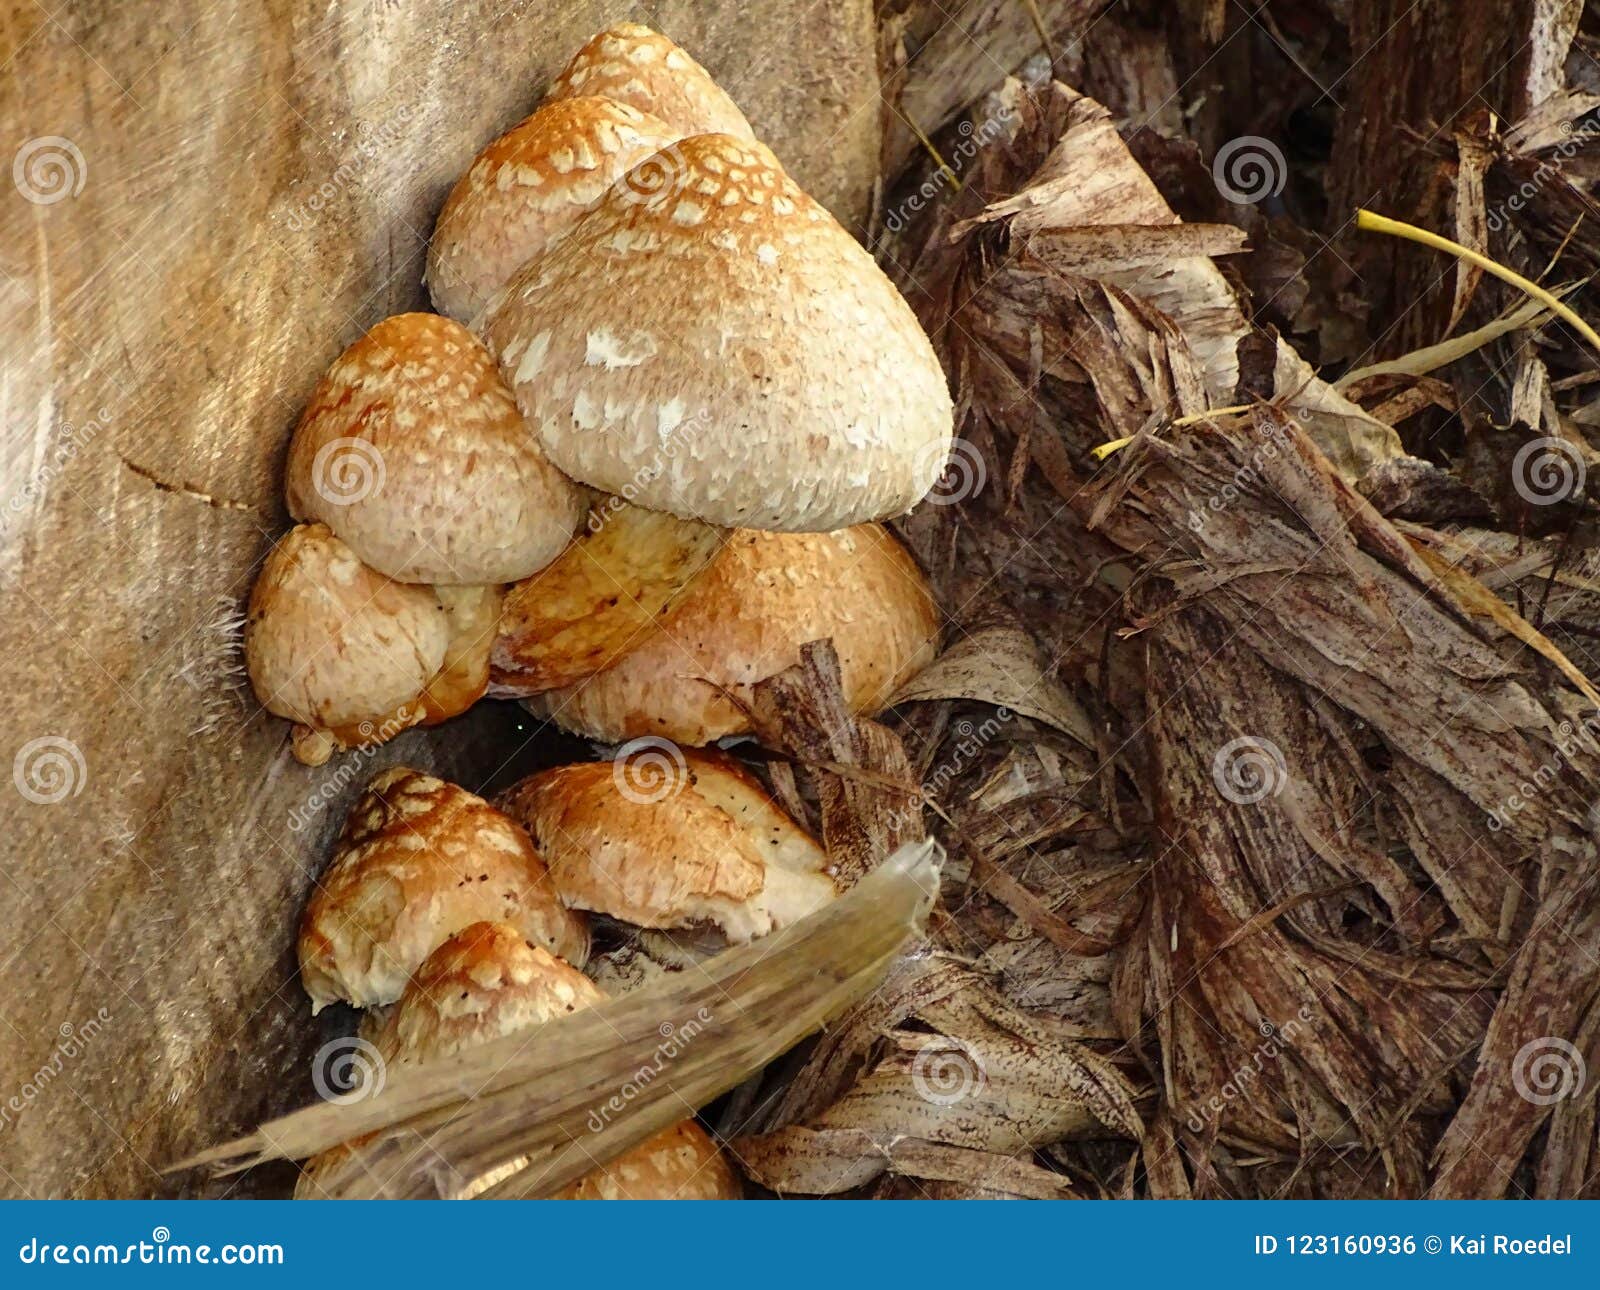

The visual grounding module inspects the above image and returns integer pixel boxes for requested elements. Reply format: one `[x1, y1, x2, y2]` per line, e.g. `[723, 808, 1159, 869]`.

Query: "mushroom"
[284, 312, 582, 585]
[299, 767, 589, 1012]
[545, 22, 755, 142]
[481, 132, 954, 531]
[500, 749, 835, 943]
[296, 921, 741, 1200]
[490, 500, 727, 696]
[244, 524, 500, 765]
[426, 98, 677, 324]
[517, 524, 939, 745]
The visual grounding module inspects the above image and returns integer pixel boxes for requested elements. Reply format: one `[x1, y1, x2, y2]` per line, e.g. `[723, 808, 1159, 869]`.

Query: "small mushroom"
[299, 768, 589, 1012]
[296, 921, 741, 1200]
[500, 749, 835, 943]
[490, 500, 727, 696]
[482, 133, 954, 531]
[426, 98, 677, 324]
[519, 524, 939, 745]
[284, 313, 582, 585]
[545, 22, 755, 142]
[244, 525, 503, 764]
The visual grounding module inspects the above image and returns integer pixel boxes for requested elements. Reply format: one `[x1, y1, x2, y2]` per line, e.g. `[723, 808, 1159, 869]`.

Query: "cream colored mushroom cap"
[482, 133, 954, 531]
[500, 749, 835, 942]
[426, 98, 677, 324]
[285, 313, 583, 585]
[525, 525, 939, 744]
[546, 22, 754, 142]
[298, 767, 590, 1013]
[244, 523, 450, 732]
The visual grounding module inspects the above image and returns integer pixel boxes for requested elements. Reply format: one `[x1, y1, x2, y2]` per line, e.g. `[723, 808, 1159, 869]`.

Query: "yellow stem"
[1356, 209, 1600, 357]
[1090, 404, 1255, 461]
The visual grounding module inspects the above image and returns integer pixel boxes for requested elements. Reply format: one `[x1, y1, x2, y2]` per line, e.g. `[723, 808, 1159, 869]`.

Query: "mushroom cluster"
[245, 21, 949, 764]
[245, 21, 955, 1197]
[295, 750, 837, 1197]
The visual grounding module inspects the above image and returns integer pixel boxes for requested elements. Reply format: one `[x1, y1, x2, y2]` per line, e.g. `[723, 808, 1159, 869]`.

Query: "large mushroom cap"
[284, 313, 583, 585]
[482, 133, 953, 532]
[490, 501, 727, 696]
[546, 23, 754, 142]
[298, 767, 590, 1013]
[427, 98, 677, 324]
[244, 523, 449, 738]
[296, 920, 740, 1200]
[523, 524, 939, 744]
[500, 749, 835, 942]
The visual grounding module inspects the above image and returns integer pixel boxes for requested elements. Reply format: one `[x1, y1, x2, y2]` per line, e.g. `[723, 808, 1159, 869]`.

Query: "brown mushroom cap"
[284, 313, 583, 585]
[500, 749, 835, 942]
[546, 23, 754, 143]
[298, 768, 590, 1012]
[296, 920, 739, 1199]
[523, 525, 939, 744]
[482, 133, 953, 531]
[245, 523, 448, 740]
[490, 501, 727, 696]
[426, 98, 677, 324]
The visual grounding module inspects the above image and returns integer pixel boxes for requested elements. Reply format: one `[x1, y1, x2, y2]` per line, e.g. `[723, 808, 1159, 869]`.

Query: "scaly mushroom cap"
[284, 313, 583, 584]
[523, 525, 939, 744]
[427, 98, 677, 324]
[500, 750, 835, 942]
[546, 23, 754, 142]
[245, 523, 448, 738]
[482, 133, 953, 531]
[296, 921, 740, 1199]
[490, 501, 727, 696]
[299, 768, 590, 1012]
